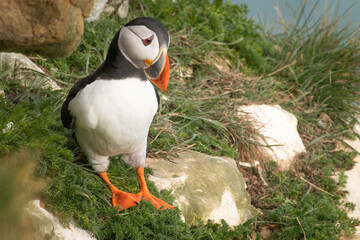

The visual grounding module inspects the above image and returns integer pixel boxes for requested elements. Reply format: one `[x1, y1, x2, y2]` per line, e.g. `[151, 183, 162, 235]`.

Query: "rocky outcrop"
[116, 0, 129, 18]
[86, 0, 109, 21]
[0, 0, 94, 57]
[341, 154, 360, 240]
[238, 104, 306, 170]
[340, 139, 360, 220]
[336, 129, 360, 240]
[0, 52, 60, 90]
[26, 200, 96, 240]
[86, 0, 129, 21]
[147, 151, 258, 227]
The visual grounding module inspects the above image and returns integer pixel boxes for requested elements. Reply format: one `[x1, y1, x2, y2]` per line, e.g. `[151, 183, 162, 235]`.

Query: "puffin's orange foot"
[99, 172, 141, 211]
[99, 170, 174, 211]
[140, 190, 175, 210]
[112, 189, 142, 211]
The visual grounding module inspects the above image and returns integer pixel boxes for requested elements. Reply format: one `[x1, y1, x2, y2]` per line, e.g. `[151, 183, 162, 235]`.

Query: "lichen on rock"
[147, 150, 258, 227]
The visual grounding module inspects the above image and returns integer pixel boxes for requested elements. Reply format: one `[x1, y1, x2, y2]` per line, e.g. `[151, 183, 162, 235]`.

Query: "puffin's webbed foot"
[99, 172, 140, 211]
[99, 170, 174, 211]
[136, 168, 175, 210]
[139, 189, 175, 210]
[111, 189, 141, 210]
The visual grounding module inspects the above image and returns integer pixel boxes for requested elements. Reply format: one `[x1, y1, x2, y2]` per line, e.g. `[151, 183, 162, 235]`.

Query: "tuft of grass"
[264, 0, 360, 127]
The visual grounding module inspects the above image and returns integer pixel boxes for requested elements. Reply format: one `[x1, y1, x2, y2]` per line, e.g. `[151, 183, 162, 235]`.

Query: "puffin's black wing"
[61, 65, 104, 129]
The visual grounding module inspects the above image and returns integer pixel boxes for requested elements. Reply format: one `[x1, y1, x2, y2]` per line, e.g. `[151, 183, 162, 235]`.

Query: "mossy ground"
[1, 0, 360, 239]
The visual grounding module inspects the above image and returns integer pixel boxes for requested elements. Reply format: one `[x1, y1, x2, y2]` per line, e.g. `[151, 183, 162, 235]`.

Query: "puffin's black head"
[115, 17, 170, 92]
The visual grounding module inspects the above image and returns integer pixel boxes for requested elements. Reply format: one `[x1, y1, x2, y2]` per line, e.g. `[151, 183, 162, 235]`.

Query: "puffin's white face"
[118, 25, 160, 69]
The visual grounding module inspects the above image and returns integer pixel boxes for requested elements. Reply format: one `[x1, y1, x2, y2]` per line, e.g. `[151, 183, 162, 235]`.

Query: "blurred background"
[234, 0, 360, 32]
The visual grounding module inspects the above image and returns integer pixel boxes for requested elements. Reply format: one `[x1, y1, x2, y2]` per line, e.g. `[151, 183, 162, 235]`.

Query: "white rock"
[238, 104, 306, 170]
[342, 157, 360, 240]
[337, 138, 360, 240]
[354, 122, 360, 136]
[342, 227, 360, 240]
[333, 117, 360, 240]
[0, 52, 43, 73]
[25, 200, 96, 240]
[147, 150, 258, 227]
[341, 155, 360, 219]
[207, 190, 240, 227]
[103, 4, 116, 15]
[86, 0, 108, 22]
[0, 52, 60, 90]
[340, 138, 360, 217]
[2, 122, 14, 133]
[117, 0, 129, 18]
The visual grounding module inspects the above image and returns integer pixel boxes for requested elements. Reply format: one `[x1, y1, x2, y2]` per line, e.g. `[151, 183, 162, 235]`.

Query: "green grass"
[264, 0, 360, 127]
[1, 0, 360, 239]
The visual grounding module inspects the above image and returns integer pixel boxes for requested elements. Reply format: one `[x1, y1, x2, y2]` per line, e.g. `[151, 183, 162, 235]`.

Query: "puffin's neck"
[101, 30, 146, 80]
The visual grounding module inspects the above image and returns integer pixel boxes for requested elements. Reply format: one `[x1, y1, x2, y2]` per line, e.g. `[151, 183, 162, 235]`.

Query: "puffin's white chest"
[68, 78, 158, 156]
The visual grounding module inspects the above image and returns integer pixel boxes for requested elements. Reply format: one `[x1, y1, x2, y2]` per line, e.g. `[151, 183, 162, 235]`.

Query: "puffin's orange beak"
[144, 49, 170, 92]
[152, 54, 169, 92]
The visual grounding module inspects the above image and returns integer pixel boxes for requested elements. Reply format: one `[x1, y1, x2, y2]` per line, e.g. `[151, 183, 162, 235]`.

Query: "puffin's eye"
[142, 35, 154, 46]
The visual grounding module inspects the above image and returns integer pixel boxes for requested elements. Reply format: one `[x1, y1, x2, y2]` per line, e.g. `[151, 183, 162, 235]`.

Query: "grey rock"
[147, 150, 258, 227]
[0, 52, 60, 90]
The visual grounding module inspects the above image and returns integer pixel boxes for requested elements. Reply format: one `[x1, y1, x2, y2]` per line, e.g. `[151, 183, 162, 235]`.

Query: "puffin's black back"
[61, 17, 163, 129]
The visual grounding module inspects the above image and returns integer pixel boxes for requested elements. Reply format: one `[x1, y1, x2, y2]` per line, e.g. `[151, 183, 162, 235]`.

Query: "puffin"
[61, 17, 174, 211]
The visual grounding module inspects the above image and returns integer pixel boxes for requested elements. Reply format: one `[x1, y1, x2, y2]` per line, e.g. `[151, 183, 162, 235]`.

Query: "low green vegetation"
[1, 0, 360, 239]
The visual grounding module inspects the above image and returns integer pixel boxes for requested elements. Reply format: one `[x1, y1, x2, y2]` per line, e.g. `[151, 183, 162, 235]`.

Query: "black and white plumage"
[61, 17, 169, 173]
